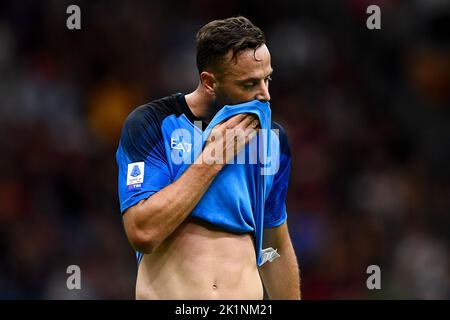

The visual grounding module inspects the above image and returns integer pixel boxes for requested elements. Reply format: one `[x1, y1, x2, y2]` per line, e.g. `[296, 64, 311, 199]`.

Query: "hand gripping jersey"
[116, 93, 291, 266]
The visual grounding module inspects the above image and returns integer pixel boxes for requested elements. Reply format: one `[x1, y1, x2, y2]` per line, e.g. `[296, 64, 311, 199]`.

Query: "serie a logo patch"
[127, 162, 144, 188]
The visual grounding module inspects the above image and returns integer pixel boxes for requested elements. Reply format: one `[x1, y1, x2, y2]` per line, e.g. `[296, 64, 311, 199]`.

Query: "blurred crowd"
[0, 0, 449, 299]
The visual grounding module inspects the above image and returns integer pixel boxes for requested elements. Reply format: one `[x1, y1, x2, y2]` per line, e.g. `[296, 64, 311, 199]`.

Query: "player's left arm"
[259, 221, 301, 300]
[259, 122, 301, 299]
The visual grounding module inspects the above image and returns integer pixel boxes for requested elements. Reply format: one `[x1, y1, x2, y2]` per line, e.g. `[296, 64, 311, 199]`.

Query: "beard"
[213, 87, 242, 110]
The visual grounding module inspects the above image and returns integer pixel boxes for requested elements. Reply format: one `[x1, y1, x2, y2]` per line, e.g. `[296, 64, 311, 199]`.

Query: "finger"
[244, 127, 258, 144]
[244, 124, 258, 137]
[234, 114, 256, 131]
[223, 114, 247, 129]
[212, 114, 244, 130]
[242, 116, 259, 131]
[213, 114, 257, 136]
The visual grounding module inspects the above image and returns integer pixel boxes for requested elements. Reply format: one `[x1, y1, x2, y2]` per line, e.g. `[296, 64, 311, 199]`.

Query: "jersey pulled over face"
[116, 93, 291, 264]
[214, 44, 273, 107]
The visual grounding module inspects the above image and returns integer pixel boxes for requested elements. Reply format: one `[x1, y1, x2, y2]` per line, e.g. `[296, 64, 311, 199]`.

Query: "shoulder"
[121, 93, 184, 138]
[119, 93, 184, 154]
[124, 93, 183, 129]
[271, 120, 290, 157]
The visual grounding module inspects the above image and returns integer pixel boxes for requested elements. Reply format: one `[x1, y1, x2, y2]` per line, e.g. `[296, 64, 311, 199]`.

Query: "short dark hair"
[196, 16, 266, 75]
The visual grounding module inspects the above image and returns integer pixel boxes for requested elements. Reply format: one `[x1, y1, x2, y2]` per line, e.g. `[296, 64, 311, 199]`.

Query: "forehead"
[222, 44, 272, 80]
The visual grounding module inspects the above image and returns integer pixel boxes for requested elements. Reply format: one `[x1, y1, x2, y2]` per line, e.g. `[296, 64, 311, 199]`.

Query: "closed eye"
[239, 73, 273, 90]
[242, 77, 272, 88]
[242, 82, 256, 88]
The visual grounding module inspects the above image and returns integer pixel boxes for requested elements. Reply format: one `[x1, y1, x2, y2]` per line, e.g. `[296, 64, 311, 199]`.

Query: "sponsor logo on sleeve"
[127, 162, 144, 189]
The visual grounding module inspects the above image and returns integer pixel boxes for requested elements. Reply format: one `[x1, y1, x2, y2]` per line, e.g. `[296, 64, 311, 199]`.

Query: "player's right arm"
[119, 110, 258, 254]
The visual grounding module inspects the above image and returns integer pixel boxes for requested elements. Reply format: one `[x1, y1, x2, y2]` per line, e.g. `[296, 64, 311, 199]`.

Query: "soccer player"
[116, 16, 301, 299]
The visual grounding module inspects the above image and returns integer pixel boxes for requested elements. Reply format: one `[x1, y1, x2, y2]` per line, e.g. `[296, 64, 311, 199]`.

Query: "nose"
[255, 82, 270, 102]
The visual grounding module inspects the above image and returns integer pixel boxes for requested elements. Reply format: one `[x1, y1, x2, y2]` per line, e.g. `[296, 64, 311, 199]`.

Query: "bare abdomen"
[135, 217, 264, 300]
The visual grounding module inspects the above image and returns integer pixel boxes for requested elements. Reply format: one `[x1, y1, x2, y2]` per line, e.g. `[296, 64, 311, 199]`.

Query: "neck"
[184, 85, 217, 124]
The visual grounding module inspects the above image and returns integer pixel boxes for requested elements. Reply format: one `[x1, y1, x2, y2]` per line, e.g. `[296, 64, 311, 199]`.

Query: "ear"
[200, 71, 218, 96]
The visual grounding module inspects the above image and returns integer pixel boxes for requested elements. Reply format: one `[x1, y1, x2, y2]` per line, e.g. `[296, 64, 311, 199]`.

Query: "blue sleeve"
[264, 122, 291, 228]
[116, 106, 172, 214]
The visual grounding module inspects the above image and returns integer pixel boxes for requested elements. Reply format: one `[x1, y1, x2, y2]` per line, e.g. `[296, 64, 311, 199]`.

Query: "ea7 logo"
[171, 138, 192, 153]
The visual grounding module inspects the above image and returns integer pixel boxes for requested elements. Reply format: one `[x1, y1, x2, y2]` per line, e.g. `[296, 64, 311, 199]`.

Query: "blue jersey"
[116, 93, 291, 265]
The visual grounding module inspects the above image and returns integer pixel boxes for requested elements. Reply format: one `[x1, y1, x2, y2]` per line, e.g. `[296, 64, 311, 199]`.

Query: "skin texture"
[123, 44, 301, 300]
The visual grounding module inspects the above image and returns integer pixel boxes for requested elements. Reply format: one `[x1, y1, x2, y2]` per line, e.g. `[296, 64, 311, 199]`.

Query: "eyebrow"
[236, 69, 274, 83]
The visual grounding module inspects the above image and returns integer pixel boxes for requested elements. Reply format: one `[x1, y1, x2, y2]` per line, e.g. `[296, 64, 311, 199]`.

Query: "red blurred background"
[0, 0, 448, 299]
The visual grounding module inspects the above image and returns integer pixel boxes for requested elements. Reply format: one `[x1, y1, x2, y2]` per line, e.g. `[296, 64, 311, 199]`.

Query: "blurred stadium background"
[0, 0, 449, 299]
